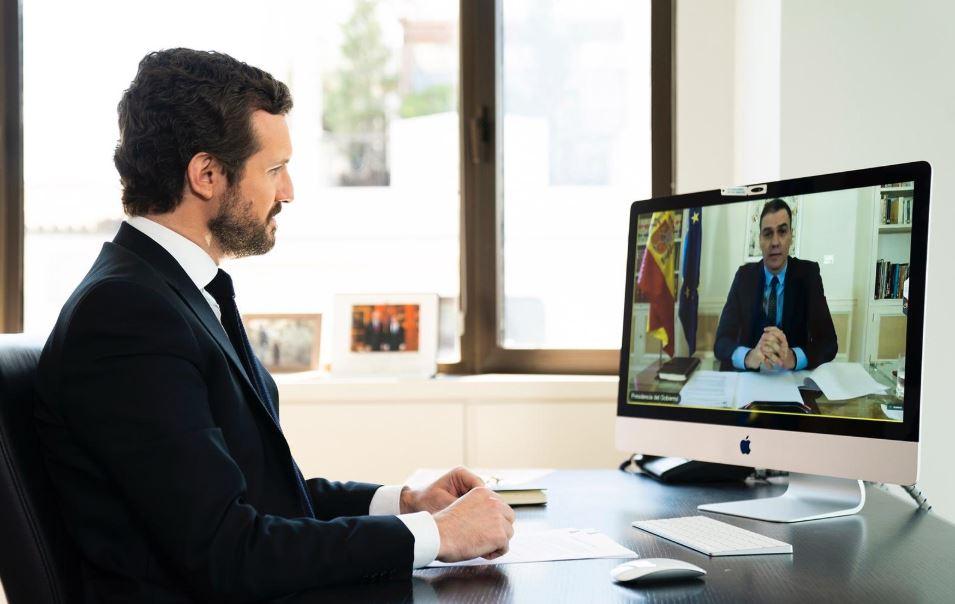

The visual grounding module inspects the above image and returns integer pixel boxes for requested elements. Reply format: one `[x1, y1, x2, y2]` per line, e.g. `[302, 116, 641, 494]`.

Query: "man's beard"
[208, 185, 280, 258]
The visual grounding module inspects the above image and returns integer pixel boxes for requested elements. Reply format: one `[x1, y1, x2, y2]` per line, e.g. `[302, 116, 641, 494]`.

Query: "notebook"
[657, 357, 701, 382]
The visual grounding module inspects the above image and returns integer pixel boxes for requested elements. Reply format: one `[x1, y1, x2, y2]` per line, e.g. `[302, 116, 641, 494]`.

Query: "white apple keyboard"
[632, 515, 793, 556]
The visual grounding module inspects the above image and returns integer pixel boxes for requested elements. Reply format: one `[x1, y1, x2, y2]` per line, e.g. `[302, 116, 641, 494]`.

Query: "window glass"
[23, 0, 460, 364]
[500, 0, 652, 349]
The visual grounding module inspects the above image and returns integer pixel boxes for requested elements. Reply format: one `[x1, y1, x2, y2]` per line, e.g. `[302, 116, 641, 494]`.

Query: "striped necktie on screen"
[766, 275, 779, 327]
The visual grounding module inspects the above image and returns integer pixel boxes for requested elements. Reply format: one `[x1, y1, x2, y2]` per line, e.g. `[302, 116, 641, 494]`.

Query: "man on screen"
[714, 199, 837, 371]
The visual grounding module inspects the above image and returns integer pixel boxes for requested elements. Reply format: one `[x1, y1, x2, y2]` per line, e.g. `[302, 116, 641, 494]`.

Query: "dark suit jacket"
[714, 257, 837, 371]
[363, 322, 387, 351]
[34, 223, 413, 603]
[388, 325, 406, 352]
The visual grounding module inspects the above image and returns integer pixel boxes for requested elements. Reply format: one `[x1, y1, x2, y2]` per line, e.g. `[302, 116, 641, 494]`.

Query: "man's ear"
[184, 152, 224, 201]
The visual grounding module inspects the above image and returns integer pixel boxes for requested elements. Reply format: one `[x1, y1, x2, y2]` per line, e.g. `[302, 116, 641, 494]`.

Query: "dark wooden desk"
[283, 470, 955, 603]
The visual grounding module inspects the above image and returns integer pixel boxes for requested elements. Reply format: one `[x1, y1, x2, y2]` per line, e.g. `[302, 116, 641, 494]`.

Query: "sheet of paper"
[802, 362, 888, 400]
[679, 370, 739, 408]
[426, 528, 637, 567]
[405, 468, 554, 489]
[736, 371, 803, 407]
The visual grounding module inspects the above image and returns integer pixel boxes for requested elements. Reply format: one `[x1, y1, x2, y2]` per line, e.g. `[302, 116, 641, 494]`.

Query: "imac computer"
[616, 162, 930, 522]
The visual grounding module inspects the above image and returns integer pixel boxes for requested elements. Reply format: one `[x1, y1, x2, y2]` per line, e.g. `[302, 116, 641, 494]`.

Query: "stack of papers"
[679, 371, 738, 407]
[426, 528, 637, 567]
[676, 362, 887, 408]
[793, 362, 887, 400]
[736, 372, 803, 407]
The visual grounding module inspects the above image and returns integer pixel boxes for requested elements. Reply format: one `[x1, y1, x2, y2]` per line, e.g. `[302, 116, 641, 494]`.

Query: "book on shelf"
[657, 356, 701, 382]
[880, 195, 913, 225]
[874, 259, 909, 300]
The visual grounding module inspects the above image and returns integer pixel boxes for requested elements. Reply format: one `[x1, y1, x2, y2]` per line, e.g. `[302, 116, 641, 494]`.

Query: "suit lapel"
[749, 263, 766, 340]
[781, 257, 797, 333]
[112, 223, 279, 429]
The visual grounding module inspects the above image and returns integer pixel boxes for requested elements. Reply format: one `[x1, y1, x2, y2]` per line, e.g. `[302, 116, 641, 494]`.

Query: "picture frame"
[333, 294, 439, 377]
[744, 195, 802, 262]
[242, 313, 322, 373]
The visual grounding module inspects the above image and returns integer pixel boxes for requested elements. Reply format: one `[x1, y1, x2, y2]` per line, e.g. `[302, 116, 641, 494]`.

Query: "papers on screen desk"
[678, 371, 802, 408]
[793, 362, 887, 401]
[679, 371, 739, 407]
[426, 528, 637, 567]
[678, 363, 886, 408]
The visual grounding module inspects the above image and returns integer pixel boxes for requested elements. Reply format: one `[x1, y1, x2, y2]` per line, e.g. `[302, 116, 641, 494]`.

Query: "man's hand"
[746, 328, 795, 370]
[400, 466, 485, 514]
[758, 327, 796, 370]
[744, 346, 766, 370]
[433, 487, 515, 562]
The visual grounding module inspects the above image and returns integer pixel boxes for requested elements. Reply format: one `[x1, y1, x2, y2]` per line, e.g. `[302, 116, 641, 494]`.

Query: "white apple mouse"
[610, 558, 706, 584]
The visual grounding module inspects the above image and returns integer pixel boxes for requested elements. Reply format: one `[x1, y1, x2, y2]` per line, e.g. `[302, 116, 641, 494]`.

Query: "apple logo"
[740, 436, 751, 455]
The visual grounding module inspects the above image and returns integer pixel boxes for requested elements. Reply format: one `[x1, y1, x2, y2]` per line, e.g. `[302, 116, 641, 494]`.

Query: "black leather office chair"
[0, 334, 81, 603]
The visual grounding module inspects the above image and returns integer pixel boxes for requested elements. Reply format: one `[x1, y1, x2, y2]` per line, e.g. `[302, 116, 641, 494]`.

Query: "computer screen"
[616, 162, 929, 496]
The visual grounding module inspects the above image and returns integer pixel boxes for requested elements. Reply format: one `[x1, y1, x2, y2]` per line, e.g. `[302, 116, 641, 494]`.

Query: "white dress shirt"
[125, 217, 440, 568]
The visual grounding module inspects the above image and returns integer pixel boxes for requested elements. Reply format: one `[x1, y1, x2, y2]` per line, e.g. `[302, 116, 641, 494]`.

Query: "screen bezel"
[617, 161, 930, 442]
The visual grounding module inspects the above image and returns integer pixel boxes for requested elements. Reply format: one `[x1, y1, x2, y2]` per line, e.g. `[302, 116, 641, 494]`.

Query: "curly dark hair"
[114, 48, 293, 216]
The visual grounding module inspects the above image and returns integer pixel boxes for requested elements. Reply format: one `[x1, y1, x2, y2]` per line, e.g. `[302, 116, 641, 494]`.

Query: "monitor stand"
[697, 473, 865, 523]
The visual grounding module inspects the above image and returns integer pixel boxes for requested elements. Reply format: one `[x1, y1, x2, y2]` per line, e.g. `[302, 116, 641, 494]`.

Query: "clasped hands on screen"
[400, 466, 516, 562]
[745, 326, 797, 371]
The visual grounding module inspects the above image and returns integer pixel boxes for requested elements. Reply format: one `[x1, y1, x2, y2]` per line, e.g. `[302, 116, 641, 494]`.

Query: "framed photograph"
[243, 314, 322, 373]
[333, 294, 438, 377]
[744, 196, 802, 262]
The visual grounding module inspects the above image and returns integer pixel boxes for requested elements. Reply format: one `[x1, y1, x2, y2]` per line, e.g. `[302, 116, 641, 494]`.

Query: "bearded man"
[34, 48, 513, 603]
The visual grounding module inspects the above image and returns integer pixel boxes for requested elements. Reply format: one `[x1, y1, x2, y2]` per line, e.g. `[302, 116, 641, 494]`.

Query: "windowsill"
[275, 372, 619, 404]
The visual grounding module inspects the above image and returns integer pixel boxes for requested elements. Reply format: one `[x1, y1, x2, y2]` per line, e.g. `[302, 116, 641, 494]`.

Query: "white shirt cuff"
[396, 511, 441, 568]
[370, 485, 441, 568]
[369, 485, 403, 515]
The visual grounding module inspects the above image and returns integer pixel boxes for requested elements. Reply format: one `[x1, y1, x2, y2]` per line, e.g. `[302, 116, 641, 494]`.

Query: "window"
[20, 0, 461, 365]
[3, 0, 672, 374]
[460, 0, 672, 373]
[500, 1, 653, 350]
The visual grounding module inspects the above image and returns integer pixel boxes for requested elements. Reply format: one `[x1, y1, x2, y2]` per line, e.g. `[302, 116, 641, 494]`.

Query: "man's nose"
[278, 171, 294, 204]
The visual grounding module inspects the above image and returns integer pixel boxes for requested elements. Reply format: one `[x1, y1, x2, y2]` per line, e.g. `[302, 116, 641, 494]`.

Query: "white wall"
[778, 0, 955, 521]
[733, 0, 781, 184]
[675, 0, 736, 194]
[677, 0, 955, 522]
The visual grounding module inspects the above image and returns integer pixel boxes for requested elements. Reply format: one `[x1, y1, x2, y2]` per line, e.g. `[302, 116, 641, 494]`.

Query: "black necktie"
[766, 275, 779, 327]
[205, 269, 315, 518]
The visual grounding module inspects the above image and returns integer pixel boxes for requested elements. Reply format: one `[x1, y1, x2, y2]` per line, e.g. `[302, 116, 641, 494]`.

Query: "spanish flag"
[637, 211, 677, 357]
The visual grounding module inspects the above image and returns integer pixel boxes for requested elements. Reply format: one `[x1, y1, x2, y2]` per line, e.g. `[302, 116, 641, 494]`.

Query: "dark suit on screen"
[714, 256, 838, 371]
[34, 223, 413, 603]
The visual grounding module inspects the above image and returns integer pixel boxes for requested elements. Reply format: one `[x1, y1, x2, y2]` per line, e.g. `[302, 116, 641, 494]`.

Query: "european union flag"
[679, 208, 702, 355]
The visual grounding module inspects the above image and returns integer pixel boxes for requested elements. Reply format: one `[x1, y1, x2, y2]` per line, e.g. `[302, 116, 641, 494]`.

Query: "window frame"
[1, 0, 23, 333]
[2, 0, 674, 377]
[446, 0, 674, 374]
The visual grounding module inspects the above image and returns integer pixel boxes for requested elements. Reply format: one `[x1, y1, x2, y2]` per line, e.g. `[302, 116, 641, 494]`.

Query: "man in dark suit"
[714, 199, 838, 371]
[363, 309, 388, 351]
[387, 313, 407, 352]
[34, 48, 513, 603]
